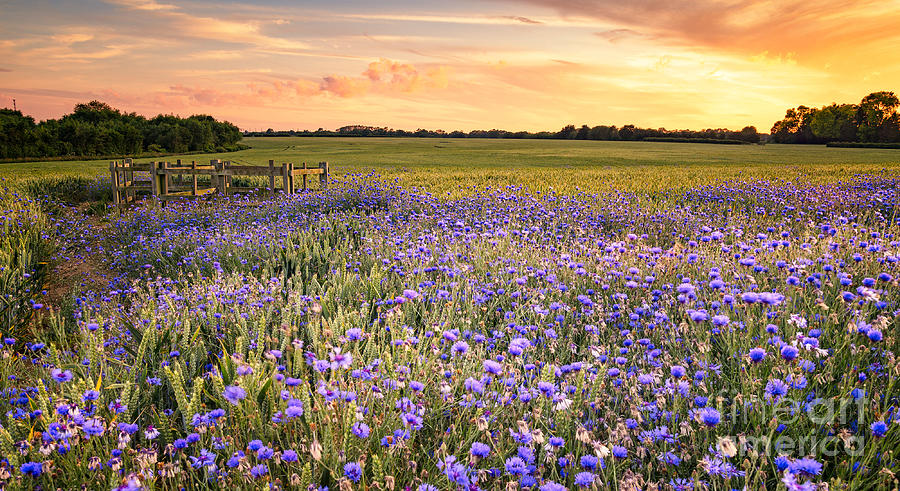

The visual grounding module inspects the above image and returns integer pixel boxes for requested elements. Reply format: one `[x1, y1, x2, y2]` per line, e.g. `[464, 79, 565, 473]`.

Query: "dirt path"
[43, 206, 118, 308]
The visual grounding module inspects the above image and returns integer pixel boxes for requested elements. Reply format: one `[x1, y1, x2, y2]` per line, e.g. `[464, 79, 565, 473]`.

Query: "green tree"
[856, 91, 900, 142]
[770, 106, 819, 143]
[810, 104, 857, 142]
[557, 125, 577, 139]
[737, 126, 760, 143]
[575, 125, 591, 140]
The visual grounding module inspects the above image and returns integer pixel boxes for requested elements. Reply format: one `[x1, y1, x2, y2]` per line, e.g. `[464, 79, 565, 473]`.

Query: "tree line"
[770, 91, 899, 144]
[245, 124, 762, 143]
[0, 101, 244, 160]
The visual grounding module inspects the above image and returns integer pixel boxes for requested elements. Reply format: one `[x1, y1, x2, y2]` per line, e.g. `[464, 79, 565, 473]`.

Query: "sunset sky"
[1, 0, 898, 132]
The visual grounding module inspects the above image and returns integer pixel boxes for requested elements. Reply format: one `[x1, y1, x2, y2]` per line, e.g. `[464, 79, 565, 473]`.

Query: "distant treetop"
[0, 101, 243, 160]
[770, 91, 899, 144]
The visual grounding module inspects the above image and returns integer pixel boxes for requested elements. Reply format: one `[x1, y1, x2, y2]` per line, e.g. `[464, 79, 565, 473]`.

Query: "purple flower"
[82, 418, 105, 437]
[256, 446, 274, 460]
[223, 385, 246, 405]
[483, 359, 502, 375]
[401, 412, 423, 430]
[330, 349, 353, 370]
[871, 421, 888, 437]
[250, 464, 268, 478]
[452, 341, 469, 355]
[698, 407, 721, 427]
[688, 310, 709, 323]
[789, 457, 823, 476]
[540, 482, 567, 491]
[344, 461, 363, 482]
[285, 404, 304, 418]
[749, 347, 766, 363]
[470, 442, 490, 458]
[51, 369, 73, 383]
[190, 449, 217, 469]
[580, 454, 599, 470]
[575, 472, 597, 487]
[765, 379, 789, 401]
[505, 456, 527, 475]
[20, 462, 42, 477]
[780, 345, 799, 361]
[144, 425, 160, 439]
[352, 422, 370, 438]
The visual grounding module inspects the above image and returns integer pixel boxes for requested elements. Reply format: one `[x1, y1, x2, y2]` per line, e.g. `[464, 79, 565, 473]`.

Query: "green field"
[3, 137, 900, 195]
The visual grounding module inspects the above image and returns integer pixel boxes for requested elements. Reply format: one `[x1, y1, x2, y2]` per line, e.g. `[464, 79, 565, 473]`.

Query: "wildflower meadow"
[1, 171, 899, 490]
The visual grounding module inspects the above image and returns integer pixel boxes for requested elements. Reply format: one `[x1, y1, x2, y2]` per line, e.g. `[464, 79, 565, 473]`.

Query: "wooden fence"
[109, 158, 328, 207]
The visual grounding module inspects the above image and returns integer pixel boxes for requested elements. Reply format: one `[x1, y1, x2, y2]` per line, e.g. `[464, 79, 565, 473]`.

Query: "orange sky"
[1, 0, 898, 131]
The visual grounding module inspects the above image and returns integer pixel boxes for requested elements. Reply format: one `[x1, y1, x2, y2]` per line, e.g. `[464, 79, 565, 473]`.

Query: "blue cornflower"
[344, 462, 363, 482]
[575, 471, 597, 487]
[256, 446, 274, 460]
[871, 421, 888, 437]
[470, 442, 491, 458]
[749, 347, 766, 363]
[789, 457, 822, 476]
[780, 345, 799, 361]
[765, 379, 789, 401]
[82, 418, 105, 437]
[352, 422, 371, 438]
[505, 456, 527, 475]
[51, 369, 73, 383]
[698, 407, 721, 427]
[223, 385, 246, 405]
[580, 454, 599, 469]
[190, 449, 217, 469]
[20, 462, 42, 477]
[540, 482, 567, 491]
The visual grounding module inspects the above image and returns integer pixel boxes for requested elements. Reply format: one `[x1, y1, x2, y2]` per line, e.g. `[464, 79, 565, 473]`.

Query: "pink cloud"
[360, 58, 450, 93]
[320, 75, 370, 98]
[150, 58, 451, 106]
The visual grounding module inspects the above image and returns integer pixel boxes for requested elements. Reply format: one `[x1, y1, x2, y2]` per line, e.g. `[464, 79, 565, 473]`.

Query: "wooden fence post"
[302, 162, 308, 191]
[224, 161, 232, 194]
[124, 158, 134, 203]
[110, 161, 120, 207]
[281, 162, 290, 195]
[191, 160, 198, 196]
[268, 160, 276, 197]
[210, 159, 223, 195]
[161, 161, 169, 196]
[149, 161, 158, 199]
[319, 161, 329, 189]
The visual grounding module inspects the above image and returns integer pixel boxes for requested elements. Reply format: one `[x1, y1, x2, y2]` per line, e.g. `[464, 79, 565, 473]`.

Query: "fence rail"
[109, 158, 328, 207]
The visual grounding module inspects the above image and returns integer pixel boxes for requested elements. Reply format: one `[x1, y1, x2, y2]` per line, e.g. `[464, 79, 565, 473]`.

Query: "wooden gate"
[110, 158, 328, 207]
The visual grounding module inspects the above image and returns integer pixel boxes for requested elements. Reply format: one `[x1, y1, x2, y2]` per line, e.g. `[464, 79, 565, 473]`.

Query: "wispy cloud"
[105, 0, 313, 52]
[503, 0, 900, 61]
